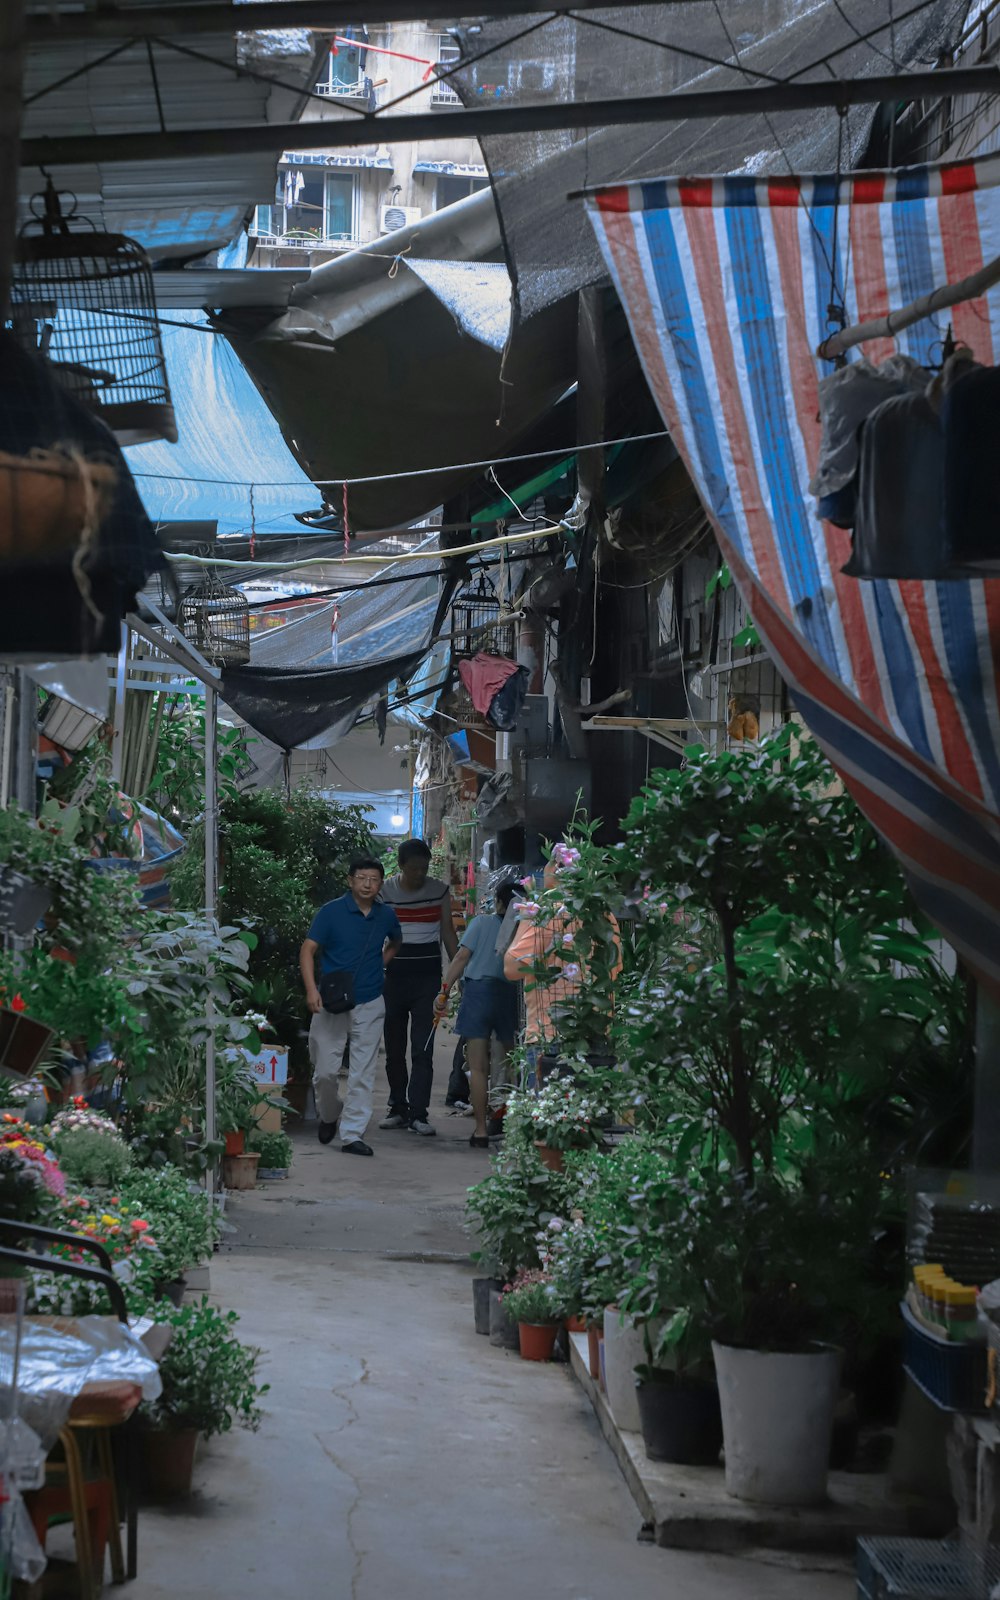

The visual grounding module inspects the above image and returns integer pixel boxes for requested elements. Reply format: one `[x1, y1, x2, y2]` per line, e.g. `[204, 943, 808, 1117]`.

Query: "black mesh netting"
[448, 0, 967, 322]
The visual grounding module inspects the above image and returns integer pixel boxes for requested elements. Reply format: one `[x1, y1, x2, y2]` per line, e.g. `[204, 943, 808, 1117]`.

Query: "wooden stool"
[23, 1427, 111, 1600]
[68, 1380, 143, 1586]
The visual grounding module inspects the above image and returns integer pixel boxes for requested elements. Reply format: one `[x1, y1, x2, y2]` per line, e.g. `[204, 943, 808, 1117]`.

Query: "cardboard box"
[244, 1045, 288, 1087]
[245, 1046, 288, 1133]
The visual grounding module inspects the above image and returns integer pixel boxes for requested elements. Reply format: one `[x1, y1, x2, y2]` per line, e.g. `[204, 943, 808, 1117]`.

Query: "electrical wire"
[163, 522, 561, 573]
[129, 427, 671, 490]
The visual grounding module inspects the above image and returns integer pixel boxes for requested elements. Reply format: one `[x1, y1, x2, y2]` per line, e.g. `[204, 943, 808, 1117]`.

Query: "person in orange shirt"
[503, 853, 622, 1075]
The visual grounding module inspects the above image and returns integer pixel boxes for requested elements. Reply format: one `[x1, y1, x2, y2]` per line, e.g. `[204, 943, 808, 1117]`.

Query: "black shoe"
[317, 1120, 338, 1145]
[469, 1134, 490, 1149]
[341, 1140, 373, 1157]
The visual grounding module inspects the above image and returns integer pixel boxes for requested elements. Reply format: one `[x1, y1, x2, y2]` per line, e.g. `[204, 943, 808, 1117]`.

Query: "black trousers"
[383, 960, 440, 1121]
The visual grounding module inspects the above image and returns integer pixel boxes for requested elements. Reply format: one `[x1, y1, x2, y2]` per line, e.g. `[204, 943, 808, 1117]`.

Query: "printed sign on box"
[244, 1046, 288, 1087]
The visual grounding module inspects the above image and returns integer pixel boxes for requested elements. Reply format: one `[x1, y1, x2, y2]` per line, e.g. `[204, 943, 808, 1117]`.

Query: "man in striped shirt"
[379, 839, 458, 1136]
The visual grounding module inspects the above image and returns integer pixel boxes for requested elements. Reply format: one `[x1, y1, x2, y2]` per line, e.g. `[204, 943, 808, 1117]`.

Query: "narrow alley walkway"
[129, 1086, 855, 1600]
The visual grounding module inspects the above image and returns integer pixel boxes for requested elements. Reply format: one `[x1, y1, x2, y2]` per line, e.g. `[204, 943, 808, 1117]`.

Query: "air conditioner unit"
[380, 204, 420, 234]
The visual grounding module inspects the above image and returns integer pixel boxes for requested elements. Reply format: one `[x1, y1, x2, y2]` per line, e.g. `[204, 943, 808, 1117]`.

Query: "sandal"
[469, 1134, 490, 1149]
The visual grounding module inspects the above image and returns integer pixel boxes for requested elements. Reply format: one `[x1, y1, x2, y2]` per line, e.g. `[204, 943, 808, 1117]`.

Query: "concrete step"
[568, 1333, 932, 1557]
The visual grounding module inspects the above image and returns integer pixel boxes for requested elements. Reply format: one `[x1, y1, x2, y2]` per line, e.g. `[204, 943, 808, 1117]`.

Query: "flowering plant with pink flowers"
[512, 817, 626, 1069]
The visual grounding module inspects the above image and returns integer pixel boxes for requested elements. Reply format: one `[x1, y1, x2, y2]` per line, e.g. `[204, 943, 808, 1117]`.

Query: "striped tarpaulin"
[585, 155, 1000, 989]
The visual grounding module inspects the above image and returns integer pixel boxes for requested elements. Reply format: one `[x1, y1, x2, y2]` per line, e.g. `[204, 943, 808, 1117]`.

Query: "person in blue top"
[433, 881, 519, 1150]
[300, 856, 402, 1157]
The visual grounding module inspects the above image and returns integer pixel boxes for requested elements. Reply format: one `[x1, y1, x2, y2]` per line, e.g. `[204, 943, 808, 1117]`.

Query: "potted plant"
[49, 1105, 131, 1188]
[504, 1080, 610, 1173]
[216, 1056, 264, 1184]
[139, 1297, 268, 1497]
[679, 1165, 884, 1504]
[500, 1269, 563, 1361]
[466, 1145, 569, 1336]
[248, 1128, 293, 1178]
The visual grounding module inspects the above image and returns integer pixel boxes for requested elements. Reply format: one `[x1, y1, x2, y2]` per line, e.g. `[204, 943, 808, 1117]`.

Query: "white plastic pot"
[712, 1341, 842, 1505]
[603, 1310, 662, 1434]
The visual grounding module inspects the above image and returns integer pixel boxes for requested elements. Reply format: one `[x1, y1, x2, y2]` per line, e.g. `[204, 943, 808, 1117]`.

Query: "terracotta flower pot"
[141, 1426, 199, 1499]
[534, 1142, 564, 1172]
[222, 1151, 260, 1191]
[518, 1322, 558, 1362]
[565, 1315, 587, 1335]
[224, 1130, 245, 1157]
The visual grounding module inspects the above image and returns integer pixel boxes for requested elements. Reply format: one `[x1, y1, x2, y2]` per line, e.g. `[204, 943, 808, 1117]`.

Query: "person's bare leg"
[466, 1037, 490, 1137]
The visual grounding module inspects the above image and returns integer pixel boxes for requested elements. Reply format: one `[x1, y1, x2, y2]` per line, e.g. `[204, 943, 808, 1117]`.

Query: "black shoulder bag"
[319, 911, 382, 1015]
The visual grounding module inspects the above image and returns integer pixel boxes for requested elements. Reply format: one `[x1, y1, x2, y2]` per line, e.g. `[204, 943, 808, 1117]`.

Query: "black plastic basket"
[901, 1302, 989, 1415]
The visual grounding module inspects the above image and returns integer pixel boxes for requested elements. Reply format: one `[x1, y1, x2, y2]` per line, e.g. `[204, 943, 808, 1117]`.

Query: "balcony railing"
[249, 231, 366, 252]
[315, 76, 370, 100]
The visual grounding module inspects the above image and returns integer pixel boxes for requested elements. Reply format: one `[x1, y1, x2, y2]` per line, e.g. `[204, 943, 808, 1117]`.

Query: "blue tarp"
[125, 310, 320, 540]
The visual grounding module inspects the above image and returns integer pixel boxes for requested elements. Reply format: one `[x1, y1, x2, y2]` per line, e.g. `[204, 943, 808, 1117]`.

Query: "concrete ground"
[128, 1049, 854, 1600]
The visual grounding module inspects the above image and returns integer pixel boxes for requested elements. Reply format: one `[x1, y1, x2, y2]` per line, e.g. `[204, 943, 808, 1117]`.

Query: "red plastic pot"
[565, 1315, 587, 1335]
[224, 1130, 245, 1157]
[518, 1322, 558, 1362]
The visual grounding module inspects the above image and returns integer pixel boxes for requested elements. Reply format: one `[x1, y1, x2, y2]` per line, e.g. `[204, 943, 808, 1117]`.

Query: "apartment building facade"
[248, 21, 491, 268]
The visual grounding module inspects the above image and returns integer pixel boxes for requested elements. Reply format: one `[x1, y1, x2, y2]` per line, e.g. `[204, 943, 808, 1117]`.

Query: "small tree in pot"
[140, 1298, 268, 1497]
[651, 1156, 889, 1502]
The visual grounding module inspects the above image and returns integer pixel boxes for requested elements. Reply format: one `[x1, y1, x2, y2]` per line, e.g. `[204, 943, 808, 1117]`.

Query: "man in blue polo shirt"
[300, 856, 402, 1157]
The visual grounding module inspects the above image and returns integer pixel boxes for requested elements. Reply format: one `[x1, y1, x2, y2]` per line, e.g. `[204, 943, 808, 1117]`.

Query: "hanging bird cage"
[10, 181, 177, 447]
[452, 573, 515, 659]
[178, 572, 251, 668]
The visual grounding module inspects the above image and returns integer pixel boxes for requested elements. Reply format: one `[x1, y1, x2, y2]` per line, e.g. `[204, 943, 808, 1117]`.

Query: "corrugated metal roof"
[20, 21, 322, 259]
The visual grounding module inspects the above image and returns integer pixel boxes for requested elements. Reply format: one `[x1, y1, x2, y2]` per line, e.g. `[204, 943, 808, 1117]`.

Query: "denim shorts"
[455, 978, 518, 1043]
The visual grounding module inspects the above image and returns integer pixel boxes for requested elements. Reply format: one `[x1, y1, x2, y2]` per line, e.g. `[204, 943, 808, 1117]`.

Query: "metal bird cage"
[10, 182, 177, 447]
[178, 573, 251, 668]
[452, 574, 515, 660]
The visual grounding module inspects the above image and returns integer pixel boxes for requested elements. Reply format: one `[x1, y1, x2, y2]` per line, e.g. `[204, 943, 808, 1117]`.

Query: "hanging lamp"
[10, 179, 177, 446]
[178, 568, 251, 668]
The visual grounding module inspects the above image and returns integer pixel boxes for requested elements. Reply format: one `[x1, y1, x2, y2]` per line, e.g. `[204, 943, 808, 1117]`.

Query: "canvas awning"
[218, 189, 580, 530]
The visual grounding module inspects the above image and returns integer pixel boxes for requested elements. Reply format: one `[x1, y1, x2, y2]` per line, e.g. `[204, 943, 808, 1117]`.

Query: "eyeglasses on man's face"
[351, 872, 382, 886]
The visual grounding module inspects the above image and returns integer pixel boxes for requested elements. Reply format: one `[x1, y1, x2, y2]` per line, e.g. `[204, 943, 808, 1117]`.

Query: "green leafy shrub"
[54, 1128, 131, 1188]
[248, 1129, 293, 1171]
[170, 788, 376, 1078]
[466, 1143, 572, 1279]
[117, 1166, 220, 1281]
[142, 1298, 268, 1438]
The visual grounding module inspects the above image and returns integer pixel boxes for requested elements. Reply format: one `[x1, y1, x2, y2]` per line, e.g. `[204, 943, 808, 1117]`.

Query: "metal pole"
[973, 986, 1000, 1173]
[204, 683, 219, 1170]
[110, 623, 129, 787]
[21, 66, 1000, 167]
[0, 0, 25, 320]
[13, 671, 35, 815]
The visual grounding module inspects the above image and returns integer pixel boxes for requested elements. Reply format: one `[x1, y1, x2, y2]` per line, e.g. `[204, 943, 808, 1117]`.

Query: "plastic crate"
[901, 1302, 989, 1415]
[857, 1538, 1000, 1600]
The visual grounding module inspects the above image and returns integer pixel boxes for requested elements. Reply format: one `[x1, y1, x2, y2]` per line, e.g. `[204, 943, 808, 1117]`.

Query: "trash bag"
[487, 665, 530, 731]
